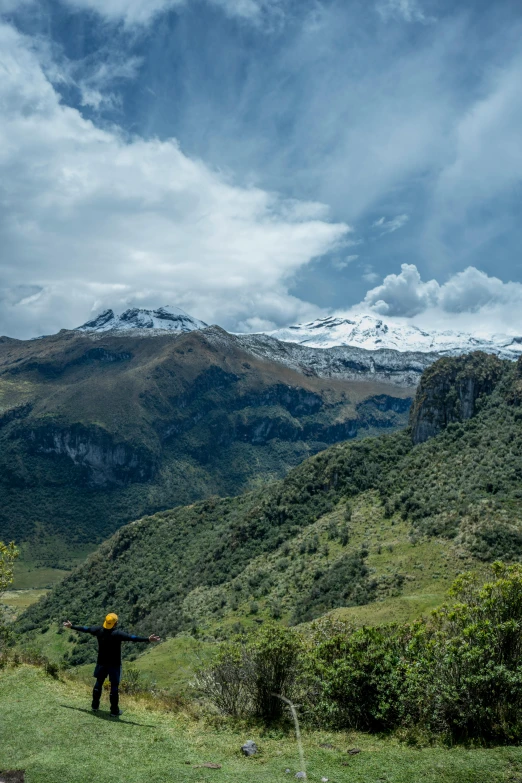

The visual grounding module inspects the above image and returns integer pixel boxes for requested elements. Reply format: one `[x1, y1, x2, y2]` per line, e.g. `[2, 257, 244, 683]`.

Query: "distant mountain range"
[75, 307, 522, 359]
[3, 305, 518, 565]
[266, 314, 522, 358]
[0, 321, 414, 560]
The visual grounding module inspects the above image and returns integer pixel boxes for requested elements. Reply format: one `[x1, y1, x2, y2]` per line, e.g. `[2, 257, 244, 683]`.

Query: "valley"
[0, 323, 419, 582]
[16, 350, 522, 682]
[2, 2, 520, 775]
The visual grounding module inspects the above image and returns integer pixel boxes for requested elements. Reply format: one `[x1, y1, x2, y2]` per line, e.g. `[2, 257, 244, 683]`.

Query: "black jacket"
[71, 625, 150, 667]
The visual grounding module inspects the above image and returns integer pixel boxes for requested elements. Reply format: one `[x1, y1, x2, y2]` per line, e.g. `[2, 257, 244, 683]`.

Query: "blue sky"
[1, 0, 522, 338]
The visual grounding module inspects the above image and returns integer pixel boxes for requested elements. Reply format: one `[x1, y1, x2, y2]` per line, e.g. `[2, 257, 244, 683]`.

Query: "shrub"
[400, 563, 522, 742]
[305, 623, 406, 731]
[305, 563, 522, 743]
[197, 624, 303, 722]
[119, 665, 148, 695]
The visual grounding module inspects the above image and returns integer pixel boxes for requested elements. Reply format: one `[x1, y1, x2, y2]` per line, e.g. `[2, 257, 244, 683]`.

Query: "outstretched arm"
[115, 630, 161, 643]
[63, 620, 96, 634]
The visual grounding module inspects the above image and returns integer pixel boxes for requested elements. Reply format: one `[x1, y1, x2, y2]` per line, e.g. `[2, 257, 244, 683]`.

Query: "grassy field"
[2, 665, 522, 783]
[130, 637, 217, 691]
[12, 542, 96, 590]
[1, 589, 48, 617]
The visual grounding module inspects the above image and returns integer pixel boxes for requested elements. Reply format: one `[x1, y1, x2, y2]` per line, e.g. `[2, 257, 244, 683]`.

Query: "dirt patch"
[0, 772, 25, 783]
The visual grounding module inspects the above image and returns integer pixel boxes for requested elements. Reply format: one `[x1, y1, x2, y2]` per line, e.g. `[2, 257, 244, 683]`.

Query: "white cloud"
[438, 267, 522, 313]
[58, 0, 184, 25]
[332, 254, 359, 271]
[58, 0, 282, 25]
[376, 0, 434, 24]
[77, 56, 143, 109]
[372, 214, 410, 235]
[425, 55, 522, 266]
[209, 0, 283, 22]
[0, 21, 348, 339]
[362, 263, 439, 317]
[360, 263, 522, 332]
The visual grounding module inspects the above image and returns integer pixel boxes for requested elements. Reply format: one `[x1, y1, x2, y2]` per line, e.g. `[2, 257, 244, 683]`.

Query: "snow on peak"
[263, 313, 522, 358]
[75, 307, 522, 359]
[76, 306, 208, 334]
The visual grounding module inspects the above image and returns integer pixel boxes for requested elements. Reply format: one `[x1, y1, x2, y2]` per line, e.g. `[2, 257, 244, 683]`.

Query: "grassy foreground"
[2, 666, 522, 783]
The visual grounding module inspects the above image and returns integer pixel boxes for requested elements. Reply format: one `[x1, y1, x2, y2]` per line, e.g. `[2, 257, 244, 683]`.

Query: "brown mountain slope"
[0, 326, 412, 562]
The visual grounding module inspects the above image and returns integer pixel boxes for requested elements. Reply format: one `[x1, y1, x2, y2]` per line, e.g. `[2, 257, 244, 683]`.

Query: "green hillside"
[0, 327, 411, 572]
[17, 352, 522, 671]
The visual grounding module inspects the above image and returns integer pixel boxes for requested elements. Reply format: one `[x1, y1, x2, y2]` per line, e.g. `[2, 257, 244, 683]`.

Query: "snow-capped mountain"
[77, 306, 207, 335]
[264, 314, 522, 359]
[75, 307, 522, 361]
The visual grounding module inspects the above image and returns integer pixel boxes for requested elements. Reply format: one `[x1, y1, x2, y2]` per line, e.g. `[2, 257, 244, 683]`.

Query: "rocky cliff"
[231, 330, 437, 387]
[27, 424, 157, 486]
[409, 352, 505, 444]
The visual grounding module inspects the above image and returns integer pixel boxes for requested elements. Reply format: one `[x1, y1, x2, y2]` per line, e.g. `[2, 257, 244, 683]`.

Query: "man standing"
[63, 613, 160, 717]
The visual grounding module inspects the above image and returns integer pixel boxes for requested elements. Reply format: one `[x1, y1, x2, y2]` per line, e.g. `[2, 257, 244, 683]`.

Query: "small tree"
[0, 541, 20, 658]
[0, 541, 18, 595]
[339, 524, 350, 546]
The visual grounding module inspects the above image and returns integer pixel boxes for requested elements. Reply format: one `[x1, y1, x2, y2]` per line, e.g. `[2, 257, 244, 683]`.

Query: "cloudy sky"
[1, 0, 522, 338]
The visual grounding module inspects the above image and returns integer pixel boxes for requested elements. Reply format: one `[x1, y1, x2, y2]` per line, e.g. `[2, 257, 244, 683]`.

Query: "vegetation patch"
[291, 551, 376, 623]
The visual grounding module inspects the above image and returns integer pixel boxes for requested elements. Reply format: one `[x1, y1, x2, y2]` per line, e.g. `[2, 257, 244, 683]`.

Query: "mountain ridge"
[265, 313, 522, 357]
[0, 325, 413, 558]
[71, 306, 522, 359]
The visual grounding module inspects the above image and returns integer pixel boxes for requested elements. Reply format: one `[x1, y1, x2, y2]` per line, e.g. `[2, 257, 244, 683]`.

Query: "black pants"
[92, 664, 122, 714]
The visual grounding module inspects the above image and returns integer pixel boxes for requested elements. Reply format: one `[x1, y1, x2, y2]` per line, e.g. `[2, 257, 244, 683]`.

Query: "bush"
[400, 563, 522, 742]
[119, 665, 148, 695]
[197, 624, 303, 722]
[305, 622, 406, 731]
[196, 644, 251, 718]
[305, 563, 522, 743]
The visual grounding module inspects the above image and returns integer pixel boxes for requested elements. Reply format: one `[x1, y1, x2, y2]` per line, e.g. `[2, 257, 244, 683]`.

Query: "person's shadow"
[60, 704, 156, 728]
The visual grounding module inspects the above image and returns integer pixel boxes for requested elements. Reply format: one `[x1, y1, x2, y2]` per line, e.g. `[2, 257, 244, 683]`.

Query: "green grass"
[330, 590, 449, 626]
[131, 636, 217, 692]
[12, 567, 72, 590]
[12, 542, 97, 589]
[1, 589, 48, 616]
[2, 665, 522, 783]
